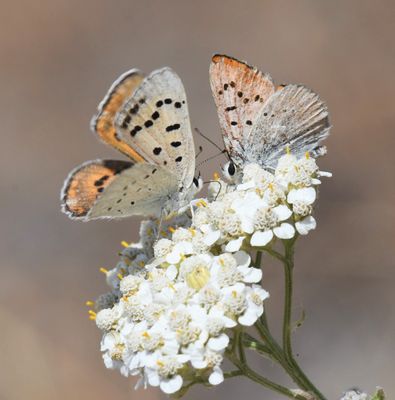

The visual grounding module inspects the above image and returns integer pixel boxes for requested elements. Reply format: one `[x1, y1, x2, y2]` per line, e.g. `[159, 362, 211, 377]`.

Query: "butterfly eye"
[228, 162, 236, 176]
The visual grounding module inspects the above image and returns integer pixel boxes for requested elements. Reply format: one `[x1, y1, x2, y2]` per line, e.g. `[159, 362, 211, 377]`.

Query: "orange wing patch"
[210, 54, 276, 165]
[61, 160, 132, 218]
[91, 70, 146, 162]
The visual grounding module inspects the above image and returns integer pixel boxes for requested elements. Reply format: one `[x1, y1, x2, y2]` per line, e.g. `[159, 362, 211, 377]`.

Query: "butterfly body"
[61, 67, 200, 221]
[210, 54, 330, 172]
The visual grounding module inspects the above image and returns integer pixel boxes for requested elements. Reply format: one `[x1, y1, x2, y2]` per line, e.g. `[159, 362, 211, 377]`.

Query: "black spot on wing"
[153, 147, 162, 155]
[166, 124, 181, 132]
[171, 141, 181, 147]
[130, 104, 139, 114]
[130, 125, 142, 137]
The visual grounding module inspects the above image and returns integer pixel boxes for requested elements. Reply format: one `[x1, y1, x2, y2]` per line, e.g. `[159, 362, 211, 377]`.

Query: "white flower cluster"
[93, 153, 330, 395]
[200, 153, 331, 252]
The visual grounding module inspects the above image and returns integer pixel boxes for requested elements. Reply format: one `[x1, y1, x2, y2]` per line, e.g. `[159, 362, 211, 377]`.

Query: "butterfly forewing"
[246, 84, 330, 167]
[115, 67, 195, 188]
[210, 54, 276, 166]
[91, 69, 147, 162]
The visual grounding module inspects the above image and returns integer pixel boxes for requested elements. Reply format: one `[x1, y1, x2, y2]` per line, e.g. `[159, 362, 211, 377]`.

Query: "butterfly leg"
[156, 212, 165, 241]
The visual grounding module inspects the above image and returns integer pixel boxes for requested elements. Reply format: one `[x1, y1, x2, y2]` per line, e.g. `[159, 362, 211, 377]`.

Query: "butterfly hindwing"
[210, 54, 276, 167]
[115, 67, 195, 189]
[61, 160, 133, 219]
[90, 69, 147, 162]
[61, 160, 179, 220]
[245, 84, 330, 168]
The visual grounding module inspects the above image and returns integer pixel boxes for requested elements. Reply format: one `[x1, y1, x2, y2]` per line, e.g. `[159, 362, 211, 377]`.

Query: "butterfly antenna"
[197, 151, 226, 168]
[203, 180, 222, 201]
[194, 128, 226, 154]
[195, 145, 203, 160]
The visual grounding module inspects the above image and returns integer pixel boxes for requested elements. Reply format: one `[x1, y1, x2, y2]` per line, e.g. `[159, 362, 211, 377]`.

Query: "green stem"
[227, 353, 308, 400]
[224, 370, 243, 379]
[237, 329, 247, 364]
[254, 250, 263, 268]
[281, 239, 327, 400]
[242, 333, 274, 360]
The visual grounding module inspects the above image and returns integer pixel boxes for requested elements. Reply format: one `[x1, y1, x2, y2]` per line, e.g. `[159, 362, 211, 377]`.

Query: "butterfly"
[61, 67, 201, 221]
[209, 54, 330, 177]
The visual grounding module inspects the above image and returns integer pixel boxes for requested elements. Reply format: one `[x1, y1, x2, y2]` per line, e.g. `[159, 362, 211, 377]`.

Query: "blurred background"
[0, 0, 394, 399]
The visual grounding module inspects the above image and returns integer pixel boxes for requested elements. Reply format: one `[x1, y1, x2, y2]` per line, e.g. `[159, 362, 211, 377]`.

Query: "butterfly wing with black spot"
[90, 69, 147, 162]
[115, 67, 195, 189]
[209, 54, 276, 167]
[61, 160, 179, 220]
[245, 84, 330, 168]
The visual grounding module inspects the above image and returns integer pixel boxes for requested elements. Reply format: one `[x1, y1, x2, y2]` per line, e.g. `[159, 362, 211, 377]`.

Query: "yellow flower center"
[186, 265, 211, 290]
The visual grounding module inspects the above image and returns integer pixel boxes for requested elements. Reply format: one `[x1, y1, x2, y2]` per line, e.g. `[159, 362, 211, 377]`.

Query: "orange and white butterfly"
[61, 67, 201, 221]
[209, 54, 330, 178]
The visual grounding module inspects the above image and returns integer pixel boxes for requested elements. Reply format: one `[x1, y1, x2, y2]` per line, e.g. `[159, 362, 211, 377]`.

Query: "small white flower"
[166, 241, 194, 264]
[153, 239, 173, 258]
[96, 307, 119, 331]
[238, 285, 269, 326]
[200, 224, 221, 246]
[340, 390, 368, 400]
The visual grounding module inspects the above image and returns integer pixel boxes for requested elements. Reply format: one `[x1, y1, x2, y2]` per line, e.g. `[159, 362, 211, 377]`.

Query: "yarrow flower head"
[90, 152, 331, 395]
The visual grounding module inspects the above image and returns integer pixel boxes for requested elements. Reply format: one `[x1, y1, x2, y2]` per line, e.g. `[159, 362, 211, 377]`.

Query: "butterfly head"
[222, 161, 242, 183]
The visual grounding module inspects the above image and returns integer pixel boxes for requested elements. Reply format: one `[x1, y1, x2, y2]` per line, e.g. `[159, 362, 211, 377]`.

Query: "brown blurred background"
[0, 1, 394, 399]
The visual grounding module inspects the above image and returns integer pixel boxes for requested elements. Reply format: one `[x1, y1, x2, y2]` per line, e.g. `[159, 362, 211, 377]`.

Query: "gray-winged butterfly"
[61, 67, 201, 220]
[209, 54, 331, 177]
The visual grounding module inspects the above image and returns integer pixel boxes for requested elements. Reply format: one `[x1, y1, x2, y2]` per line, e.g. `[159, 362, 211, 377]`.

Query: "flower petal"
[207, 333, 229, 351]
[166, 251, 180, 264]
[240, 267, 262, 283]
[224, 237, 244, 252]
[238, 308, 259, 326]
[160, 375, 183, 394]
[273, 205, 292, 221]
[287, 187, 316, 205]
[250, 230, 273, 247]
[273, 223, 295, 239]
[233, 251, 251, 268]
[166, 264, 178, 280]
[209, 366, 224, 385]
[295, 216, 316, 235]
